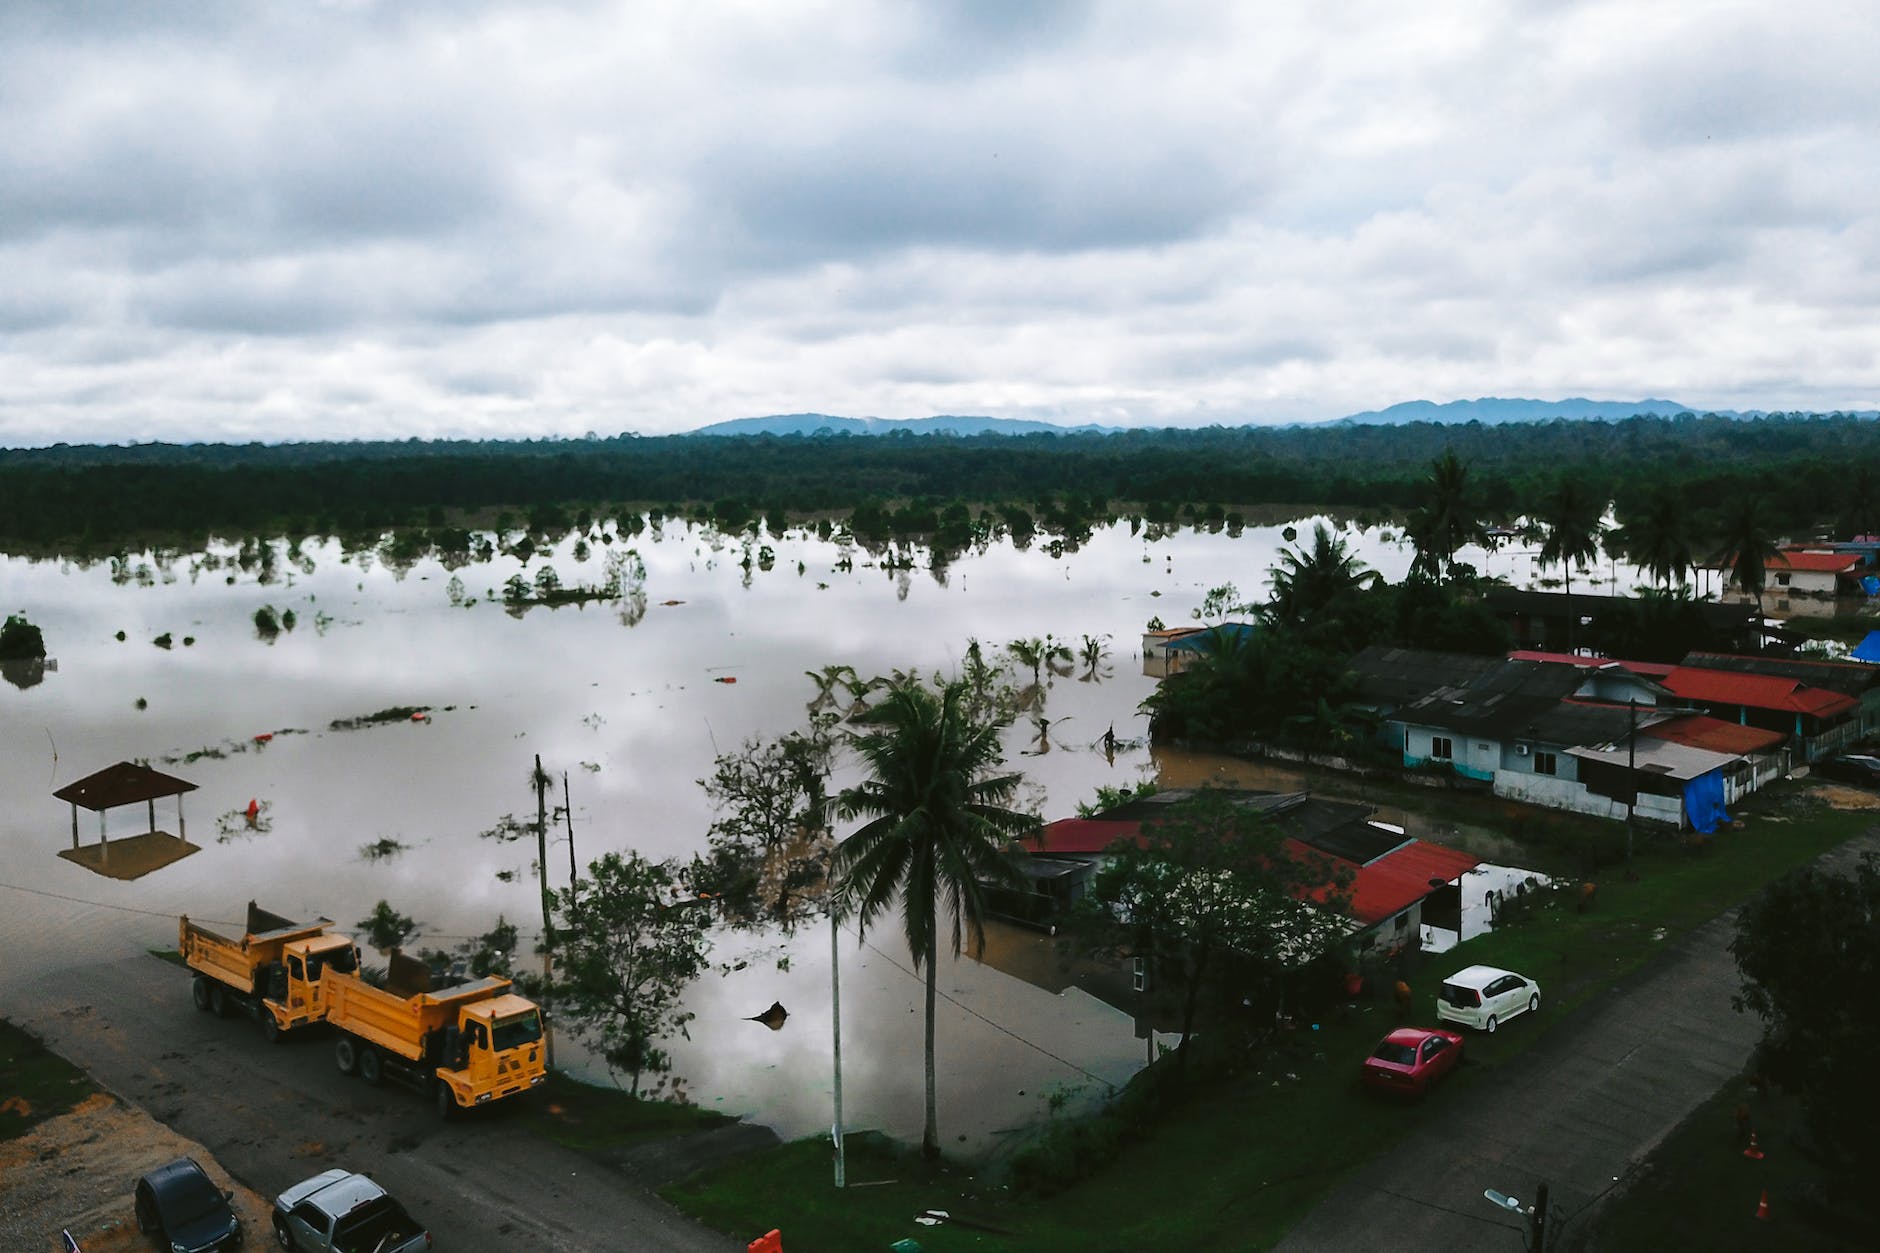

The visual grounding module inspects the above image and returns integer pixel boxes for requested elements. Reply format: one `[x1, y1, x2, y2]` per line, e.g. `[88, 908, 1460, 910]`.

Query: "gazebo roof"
[53, 761, 198, 811]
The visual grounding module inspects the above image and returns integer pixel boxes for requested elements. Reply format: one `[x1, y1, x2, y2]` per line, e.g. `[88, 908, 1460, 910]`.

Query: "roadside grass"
[1584, 1073, 1864, 1251]
[517, 1071, 734, 1152]
[665, 789, 1874, 1251]
[0, 1019, 99, 1141]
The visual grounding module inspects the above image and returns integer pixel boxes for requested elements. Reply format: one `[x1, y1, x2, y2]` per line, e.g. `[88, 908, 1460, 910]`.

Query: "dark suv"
[134, 1157, 243, 1252]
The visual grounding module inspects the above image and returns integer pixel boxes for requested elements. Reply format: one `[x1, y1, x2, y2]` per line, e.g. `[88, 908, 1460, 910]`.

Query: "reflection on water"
[0, 516, 1571, 1151]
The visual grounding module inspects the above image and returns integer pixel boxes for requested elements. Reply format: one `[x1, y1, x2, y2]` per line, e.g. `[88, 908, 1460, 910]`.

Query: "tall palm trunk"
[923, 924, 939, 1158]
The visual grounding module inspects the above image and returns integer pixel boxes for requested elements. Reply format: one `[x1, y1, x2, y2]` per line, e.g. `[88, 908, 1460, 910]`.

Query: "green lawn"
[0, 1019, 99, 1142]
[663, 789, 1875, 1252]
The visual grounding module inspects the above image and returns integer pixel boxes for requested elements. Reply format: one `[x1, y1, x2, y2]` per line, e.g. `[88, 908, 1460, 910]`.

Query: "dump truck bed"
[325, 970, 514, 1061]
[179, 902, 332, 993]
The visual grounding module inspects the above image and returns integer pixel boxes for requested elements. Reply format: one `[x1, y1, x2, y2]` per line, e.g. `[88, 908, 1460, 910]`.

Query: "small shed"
[52, 761, 200, 880]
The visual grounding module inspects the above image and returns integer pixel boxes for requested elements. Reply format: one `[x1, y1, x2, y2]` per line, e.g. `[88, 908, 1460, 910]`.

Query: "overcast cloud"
[2, 0, 1875, 445]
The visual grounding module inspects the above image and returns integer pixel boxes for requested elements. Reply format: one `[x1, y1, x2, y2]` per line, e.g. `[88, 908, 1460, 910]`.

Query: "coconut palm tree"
[1405, 449, 1488, 584]
[1265, 522, 1380, 627]
[1708, 498, 1783, 623]
[1613, 491, 1697, 592]
[832, 680, 1033, 1159]
[1536, 477, 1608, 652]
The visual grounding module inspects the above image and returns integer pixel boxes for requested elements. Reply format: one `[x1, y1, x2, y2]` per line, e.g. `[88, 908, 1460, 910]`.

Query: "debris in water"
[245, 798, 259, 823]
[715, 676, 738, 684]
[746, 1001, 789, 1031]
[253, 733, 273, 744]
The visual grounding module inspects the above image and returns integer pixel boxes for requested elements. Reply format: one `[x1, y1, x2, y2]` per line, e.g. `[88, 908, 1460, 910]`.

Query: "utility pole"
[830, 910, 845, 1188]
[1528, 1181, 1551, 1253]
[1625, 700, 1638, 877]
[533, 755, 552, 930]
[561, 771, 578, 890]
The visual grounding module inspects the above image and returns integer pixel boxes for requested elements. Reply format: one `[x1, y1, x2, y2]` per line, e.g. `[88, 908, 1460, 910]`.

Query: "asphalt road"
[1276, 831, 1879, 1253]
[7, 955, 749, 1253]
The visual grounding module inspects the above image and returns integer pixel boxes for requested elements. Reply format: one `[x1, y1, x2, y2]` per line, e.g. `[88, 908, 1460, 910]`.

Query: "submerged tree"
[1707, 497, 1783, 622]
[1613, 490, 1697, 592]
[1536, 475, 1608, 652]
[1405, 449, 1489, 584]
[537, 851, 711, 1096]
[1264, 523, 1379, 637]
[693, 723, 837, 933]
[832, 679, 1034, 1159]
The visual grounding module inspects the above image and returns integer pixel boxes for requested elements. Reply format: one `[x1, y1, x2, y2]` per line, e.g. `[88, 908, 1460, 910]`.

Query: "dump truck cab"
[435, 993, 548, 1112]
[271, 932, 360, 1031]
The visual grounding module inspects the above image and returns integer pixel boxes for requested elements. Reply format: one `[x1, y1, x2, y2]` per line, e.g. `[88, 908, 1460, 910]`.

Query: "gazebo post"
[70, 802, 78, 850]
[148, 797, 157, 836]
[178, 796, 187, 841]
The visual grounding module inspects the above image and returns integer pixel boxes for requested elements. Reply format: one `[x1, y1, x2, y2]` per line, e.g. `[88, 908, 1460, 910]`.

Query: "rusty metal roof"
[52, 761, 198, 810]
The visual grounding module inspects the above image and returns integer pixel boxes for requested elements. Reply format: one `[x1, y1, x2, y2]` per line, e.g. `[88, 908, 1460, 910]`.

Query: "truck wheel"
[191, 976, 212, 1012]
[359, 1047, 383, 1086]
[335, 1037, 358, 1076]
[434, 1080, 457, 1121]
[209, 984, 228, 1017]
[261, 1013, 283, 1044]
[273, 1214, 294, 1249]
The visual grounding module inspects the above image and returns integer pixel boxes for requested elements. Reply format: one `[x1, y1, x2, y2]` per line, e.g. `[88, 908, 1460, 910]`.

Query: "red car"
[1361, 1027, 1465, 1096]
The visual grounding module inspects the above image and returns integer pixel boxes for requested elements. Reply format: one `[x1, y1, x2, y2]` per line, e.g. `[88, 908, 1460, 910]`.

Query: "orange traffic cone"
[245, 798, 259, 823]
[1743, 1131, 1765, 1160]
[1754, 1189, 1770, 1221]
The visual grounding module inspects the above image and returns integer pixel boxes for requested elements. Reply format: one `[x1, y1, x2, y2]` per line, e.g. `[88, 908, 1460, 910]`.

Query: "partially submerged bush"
[0, 613, 46, 660]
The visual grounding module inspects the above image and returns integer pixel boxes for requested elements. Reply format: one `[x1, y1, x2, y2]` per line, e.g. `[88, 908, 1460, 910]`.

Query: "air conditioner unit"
[1516, 743, 1530, 756]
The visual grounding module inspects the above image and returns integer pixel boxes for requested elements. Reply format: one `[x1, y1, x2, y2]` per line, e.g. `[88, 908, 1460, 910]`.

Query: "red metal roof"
[1661, 668, 1857, 718]
[1507, 651, 1677, 679]
[1768, 550, 1860, 573]
[1344, 841, 1481, 928]
[1029, 817, 1144, 855]
[1642, 714, 1787, 756]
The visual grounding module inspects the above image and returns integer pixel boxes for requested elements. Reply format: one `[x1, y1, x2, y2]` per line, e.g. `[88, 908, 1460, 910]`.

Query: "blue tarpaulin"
[1684, 768, 1730, 835]
[1852, 630, 1880, 663]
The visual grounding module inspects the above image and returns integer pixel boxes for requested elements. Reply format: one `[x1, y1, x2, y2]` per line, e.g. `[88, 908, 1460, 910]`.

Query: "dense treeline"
[2, 413, 1876, 550]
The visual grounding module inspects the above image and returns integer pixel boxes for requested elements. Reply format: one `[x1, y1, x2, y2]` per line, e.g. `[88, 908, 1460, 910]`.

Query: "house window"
[1394, 911, 1409, 931]
[1775, 572, 1791, 587]
[1535, 751, 1558, 776]
[1431, 736, 1453, 761]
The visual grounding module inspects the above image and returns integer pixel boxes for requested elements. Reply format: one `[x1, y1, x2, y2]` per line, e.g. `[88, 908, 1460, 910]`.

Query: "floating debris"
[746, 1001, 789, 1031]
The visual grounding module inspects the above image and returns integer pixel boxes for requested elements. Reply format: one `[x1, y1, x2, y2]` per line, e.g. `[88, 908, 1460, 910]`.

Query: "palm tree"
[1006, 635, 1072, 687]
[1405, 449, 1488, 584]
[1613, 491, 1697, 592]
[832, 680, 1033, 1159]
[1265, 523, 1380, 626]
[1536, 477, 1608, 652]
[1708, 498, 1782, 622]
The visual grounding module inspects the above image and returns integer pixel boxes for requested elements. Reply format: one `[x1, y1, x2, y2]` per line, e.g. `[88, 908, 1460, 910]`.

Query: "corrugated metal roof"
[1345, 841, 1482, 927]
[1397, 659, 1587, 738]
[1661, 668, 1857, 717]
[1347, 646, 1501, 705]
[52, 761, 198, 810]
[1681, 651, 1880, 696]
[1642, 715, 1786, 755]
[1768, 550, 1860, 573]
[1566, 738, 1737, 781]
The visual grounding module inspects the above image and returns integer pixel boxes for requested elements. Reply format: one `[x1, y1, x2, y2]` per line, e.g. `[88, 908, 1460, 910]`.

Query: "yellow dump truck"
[179, 902, 361, 1042]
[325, 951, 547, 1117]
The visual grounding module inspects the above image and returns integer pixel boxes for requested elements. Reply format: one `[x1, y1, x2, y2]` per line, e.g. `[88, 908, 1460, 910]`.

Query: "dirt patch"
[0, 1094, 272, 1253]
[1812, 783, 1880, 811]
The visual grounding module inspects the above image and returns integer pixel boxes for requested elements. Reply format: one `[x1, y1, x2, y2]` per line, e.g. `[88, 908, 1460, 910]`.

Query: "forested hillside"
[2, 414, 1875, 550]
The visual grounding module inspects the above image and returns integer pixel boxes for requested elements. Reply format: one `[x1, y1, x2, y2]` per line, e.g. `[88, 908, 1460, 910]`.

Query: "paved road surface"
[7, 955, 750, 1253]
[1277, 832, 1879, 1253]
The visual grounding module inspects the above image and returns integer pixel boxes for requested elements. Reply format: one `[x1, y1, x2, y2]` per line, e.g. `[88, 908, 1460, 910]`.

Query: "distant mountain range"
[686, 399, 1875, 438]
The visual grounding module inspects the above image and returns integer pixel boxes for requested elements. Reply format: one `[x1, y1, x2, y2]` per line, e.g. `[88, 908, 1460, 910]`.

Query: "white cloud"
[0, 0, 1876, 446]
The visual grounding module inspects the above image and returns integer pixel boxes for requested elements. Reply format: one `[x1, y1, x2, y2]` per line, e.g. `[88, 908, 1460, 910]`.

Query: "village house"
[1708, 548, 1866, 607]
[1681, 650, 1880, 739]
[1141, 621, 1257, 678]
[1655, 665, 1859, 762]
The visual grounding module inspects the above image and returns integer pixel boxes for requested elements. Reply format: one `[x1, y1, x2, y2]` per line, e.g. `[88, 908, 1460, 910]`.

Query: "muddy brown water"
[0, 518, 1604, 1152]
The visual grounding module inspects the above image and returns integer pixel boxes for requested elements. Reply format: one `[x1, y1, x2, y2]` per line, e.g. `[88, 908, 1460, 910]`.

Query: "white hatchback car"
[1435, 964, 1540, 1033]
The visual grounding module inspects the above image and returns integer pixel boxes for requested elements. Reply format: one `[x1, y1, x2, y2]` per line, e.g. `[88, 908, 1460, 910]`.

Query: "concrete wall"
[1402, 725, 1496, 781]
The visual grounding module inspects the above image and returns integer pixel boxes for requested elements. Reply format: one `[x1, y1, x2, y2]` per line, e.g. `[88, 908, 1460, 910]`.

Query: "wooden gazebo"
[53, 761, 200, 880]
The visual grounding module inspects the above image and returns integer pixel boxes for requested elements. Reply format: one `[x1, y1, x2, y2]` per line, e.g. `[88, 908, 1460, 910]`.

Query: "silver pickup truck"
[271, 1169, 433, 1253]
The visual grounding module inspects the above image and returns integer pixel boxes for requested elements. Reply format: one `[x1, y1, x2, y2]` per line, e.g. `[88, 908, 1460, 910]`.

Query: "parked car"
[133, 1157, 243, 1253]
[1361, 1026, 1465, 1096]
[1436, 964, 1541, 1033]
[1815, 753, 1880, 786]
[271, 1169, 431, 1253]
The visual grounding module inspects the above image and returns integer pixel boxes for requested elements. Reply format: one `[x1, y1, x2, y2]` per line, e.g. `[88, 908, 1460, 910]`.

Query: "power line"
[844, 921, 1119, 1092]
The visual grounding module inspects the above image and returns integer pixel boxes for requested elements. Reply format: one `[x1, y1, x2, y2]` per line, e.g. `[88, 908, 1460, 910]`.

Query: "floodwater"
[0, 516, 1604, 1151]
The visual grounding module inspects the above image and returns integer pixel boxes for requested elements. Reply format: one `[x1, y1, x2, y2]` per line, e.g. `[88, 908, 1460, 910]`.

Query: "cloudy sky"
[2, 1, 1876, 446]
